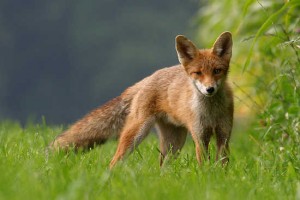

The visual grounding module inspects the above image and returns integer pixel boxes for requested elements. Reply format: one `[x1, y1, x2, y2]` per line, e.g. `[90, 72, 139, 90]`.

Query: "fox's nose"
[206, 87, 215, 94]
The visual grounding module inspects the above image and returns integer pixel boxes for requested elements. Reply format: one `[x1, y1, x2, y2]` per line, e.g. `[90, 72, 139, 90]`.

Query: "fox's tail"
[49, 95, 131, 150]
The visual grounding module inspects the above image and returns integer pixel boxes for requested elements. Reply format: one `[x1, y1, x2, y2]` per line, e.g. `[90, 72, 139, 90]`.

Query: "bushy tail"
[49, 95, 131, 150]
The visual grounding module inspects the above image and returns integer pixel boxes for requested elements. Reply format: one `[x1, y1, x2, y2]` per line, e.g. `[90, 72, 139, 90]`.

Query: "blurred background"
[1, 2, 299, 198]
[0, 0, 199, 124]
[1, 0, 299, 130]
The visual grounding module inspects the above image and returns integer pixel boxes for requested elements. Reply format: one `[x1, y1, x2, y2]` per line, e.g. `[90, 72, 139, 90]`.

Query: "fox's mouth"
[194, 85, 216, 97]
[203, 93, 214, 97]
[192, 80, 217, 97]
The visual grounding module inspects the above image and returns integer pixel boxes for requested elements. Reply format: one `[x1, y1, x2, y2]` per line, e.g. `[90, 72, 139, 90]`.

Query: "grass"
[0, 120, 299, 200]
[2, 1, 299, 200]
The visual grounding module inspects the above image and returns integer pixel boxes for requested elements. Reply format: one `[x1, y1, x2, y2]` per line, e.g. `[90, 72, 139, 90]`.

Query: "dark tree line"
[0, 0, 198, 124]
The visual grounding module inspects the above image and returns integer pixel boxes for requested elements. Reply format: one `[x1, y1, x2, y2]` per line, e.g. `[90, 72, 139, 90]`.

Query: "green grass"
[0, 120, 299, 200]
[2, 1, 298, 199]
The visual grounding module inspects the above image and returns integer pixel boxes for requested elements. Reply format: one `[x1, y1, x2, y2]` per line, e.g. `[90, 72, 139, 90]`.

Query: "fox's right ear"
[175, 35, 198, 66]
[212, 32, 232, 62]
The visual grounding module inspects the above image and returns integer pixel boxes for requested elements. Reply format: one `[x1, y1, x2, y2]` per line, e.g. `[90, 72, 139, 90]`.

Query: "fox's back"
[124, 65, 233, 128]
[51, 32, 234, 168]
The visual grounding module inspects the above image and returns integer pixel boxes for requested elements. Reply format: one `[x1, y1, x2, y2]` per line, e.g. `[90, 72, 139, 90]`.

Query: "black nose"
[206, 87, 215, 94]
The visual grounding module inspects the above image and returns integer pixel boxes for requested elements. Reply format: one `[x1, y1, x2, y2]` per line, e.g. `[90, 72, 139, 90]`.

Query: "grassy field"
[1, 1, 299, 200]
[0, 119, 299, 200]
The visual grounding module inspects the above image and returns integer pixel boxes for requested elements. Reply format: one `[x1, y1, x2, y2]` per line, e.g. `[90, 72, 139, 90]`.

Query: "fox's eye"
[194, 71, 202, 75]
[213, 69, 222, 74]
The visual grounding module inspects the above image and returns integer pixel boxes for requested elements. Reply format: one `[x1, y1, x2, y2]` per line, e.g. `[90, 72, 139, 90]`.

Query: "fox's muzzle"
[193, 80, 218, 97]
[206, 87, 215, 94]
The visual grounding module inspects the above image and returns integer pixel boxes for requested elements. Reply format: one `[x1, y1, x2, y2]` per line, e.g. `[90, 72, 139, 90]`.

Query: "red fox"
[50, 32, 234, 169]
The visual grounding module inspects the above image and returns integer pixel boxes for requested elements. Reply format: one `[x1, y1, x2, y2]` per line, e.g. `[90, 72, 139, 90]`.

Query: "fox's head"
[175, 32, 232, 97]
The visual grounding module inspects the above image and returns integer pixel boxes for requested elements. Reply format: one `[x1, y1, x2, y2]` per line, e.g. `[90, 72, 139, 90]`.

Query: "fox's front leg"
[215, 125, 231, 165]
[109, 116, 154, 169]
[202, 127, 213, 159]
[189, 125, 212, 165]
[188, 124, 203, 165]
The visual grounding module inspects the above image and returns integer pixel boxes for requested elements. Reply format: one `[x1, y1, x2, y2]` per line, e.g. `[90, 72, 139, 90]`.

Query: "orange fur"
[50, 32, 234, 169]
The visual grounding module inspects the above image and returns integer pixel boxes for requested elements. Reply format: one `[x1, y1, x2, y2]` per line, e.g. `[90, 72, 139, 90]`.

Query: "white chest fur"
[190, 89, 227, 129]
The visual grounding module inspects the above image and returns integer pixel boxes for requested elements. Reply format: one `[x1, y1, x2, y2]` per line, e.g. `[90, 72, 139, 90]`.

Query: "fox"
[50, 32, 234, 169]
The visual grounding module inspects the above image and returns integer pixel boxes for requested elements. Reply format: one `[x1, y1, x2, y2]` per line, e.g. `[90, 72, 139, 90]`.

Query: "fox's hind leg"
[156, 119, 187, 166]
[109, 114, 155, 169]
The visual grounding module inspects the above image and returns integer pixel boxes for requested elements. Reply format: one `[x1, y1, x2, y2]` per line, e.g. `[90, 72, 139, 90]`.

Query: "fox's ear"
[175, 35, 198, 66]
[212, 32, 232, 62]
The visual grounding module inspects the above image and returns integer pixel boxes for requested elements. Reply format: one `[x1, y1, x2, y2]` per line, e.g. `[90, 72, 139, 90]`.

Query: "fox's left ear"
[175, 35, 199, 66]
[212, 32, 232, 62]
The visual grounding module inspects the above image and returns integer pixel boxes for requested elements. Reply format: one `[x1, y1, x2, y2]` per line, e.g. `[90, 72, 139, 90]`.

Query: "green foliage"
[1, 1, 300, 199]
[196, 0, 300, 184]
[0, 121, 299, 200]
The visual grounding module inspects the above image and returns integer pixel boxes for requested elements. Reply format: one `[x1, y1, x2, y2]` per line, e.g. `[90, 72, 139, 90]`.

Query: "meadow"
[0, 119, 298, 200]
[1, 1, 300, 199]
